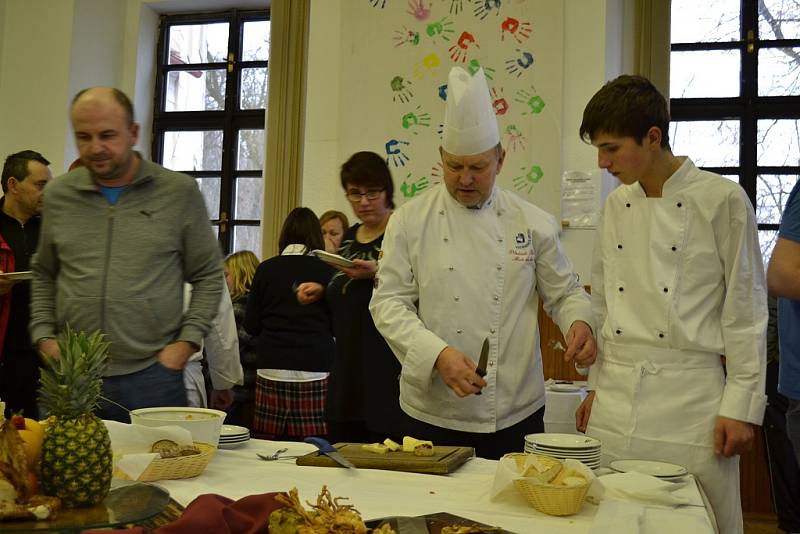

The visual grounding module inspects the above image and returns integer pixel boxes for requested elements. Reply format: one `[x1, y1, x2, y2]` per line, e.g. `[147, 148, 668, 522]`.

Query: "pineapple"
[37, 326, 113, 508]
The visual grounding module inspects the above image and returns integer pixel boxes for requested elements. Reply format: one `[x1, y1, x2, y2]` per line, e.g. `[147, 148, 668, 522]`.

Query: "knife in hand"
[475, 337, 489, 395]
[304, 436, 356, 469]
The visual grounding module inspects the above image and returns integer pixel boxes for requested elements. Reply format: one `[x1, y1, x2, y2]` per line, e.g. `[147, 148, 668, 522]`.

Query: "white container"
[129, 407, 226, 446]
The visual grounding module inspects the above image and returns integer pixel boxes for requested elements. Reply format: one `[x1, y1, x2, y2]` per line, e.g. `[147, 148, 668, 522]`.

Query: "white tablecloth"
[152, 439, 717, 534]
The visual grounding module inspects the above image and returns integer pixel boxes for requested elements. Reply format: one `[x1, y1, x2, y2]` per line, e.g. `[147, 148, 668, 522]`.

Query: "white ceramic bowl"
[129, 407, 226, 446]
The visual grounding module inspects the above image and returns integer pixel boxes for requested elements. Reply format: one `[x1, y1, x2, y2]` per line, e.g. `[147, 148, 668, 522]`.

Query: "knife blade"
[304, 436, 356, 469]
[475, 337, 489, 395]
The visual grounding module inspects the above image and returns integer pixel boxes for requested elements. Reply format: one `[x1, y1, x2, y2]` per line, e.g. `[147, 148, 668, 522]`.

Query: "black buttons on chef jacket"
[617, 244, 623, 249]
[658, 332, 665, 338]
[443, 237, 449, 243]
[677, 202, 682, 208]
[615, 329, 622, 335]
[663, 287, 669, 293]
[456, 329, 463, 334]
[618, 287, 624, 292]
[626, 203, 631, 208]
[671, 246, 677, 251]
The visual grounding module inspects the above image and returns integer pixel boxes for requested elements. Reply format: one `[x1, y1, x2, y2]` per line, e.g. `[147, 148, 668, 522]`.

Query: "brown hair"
[225, 250, 260, 301]
[580, 75, 671, 148]
[319, 210, 349, 231]
[340, 151, 395, 209]
[278, 207, 325, 254]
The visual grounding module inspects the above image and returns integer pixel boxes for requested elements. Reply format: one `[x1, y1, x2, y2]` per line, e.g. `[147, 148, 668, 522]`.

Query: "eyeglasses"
[346, 189, 384, 202]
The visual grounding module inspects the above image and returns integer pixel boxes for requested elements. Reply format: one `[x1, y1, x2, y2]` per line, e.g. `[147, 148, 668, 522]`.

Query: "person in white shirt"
[183, 279, 243, 410]
[369, 66, 596, 459]
[575, 75, 767, 534]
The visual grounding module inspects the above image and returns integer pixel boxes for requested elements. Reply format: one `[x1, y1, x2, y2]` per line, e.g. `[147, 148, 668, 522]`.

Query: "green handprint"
[400, 174, 430, 198]
[515, 88, 545, 115]
[426, 17, 454, 42]
[467, 59, 495, 80]
[401, 106, 431, 133]
[513, 165, 544, 195]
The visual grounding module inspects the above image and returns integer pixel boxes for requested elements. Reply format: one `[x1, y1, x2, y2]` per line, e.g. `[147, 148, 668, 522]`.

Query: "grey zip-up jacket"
[30, 157, 223, 376]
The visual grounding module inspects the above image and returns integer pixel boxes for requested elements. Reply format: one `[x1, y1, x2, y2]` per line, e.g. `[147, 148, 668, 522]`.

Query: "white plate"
[221, 424, 250, 437]
[548, 383, 584, 393]
[218, 439, 249, 449]
[609, 459, 688, 478]
[311, 250, 355, 268]
[525, 433, 601, 450]
[0, 271, 33, 281]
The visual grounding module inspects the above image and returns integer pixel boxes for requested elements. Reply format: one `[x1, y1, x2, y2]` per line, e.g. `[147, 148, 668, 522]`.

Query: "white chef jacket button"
[493, 295, 499, 301]
[457, 329, 463, 334]
[490, 328, 496, 334]
[454, 296, 460, 301]
[489, 360, 495, 367]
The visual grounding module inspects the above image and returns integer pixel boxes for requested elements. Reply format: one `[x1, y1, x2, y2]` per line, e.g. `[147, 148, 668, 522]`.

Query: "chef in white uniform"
[575, 75, 767, 534]
[369, 66, 595, 459]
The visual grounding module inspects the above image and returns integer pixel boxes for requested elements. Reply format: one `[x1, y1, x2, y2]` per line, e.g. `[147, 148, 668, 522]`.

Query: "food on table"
[150, 440, 201, 458]
[0, 400, 62, 521]
[550, 465, 588, 487]
[271, 486, 397, 533]
[10, 415, 44, 470]
[361, 443, 389, 454]
[514, 453, 562, 484]
[382, 438, 400, 451]
[38, 327, 113, 507]
[441, 526, 504, 534]
[402, 436, 434, 456]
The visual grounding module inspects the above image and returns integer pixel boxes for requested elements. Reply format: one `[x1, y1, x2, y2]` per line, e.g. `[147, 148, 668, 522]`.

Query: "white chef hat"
[442, 66, 499, 156]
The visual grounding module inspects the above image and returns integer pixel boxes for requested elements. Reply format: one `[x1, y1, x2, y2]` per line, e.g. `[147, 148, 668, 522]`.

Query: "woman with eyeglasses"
[297, 151, 411, 443]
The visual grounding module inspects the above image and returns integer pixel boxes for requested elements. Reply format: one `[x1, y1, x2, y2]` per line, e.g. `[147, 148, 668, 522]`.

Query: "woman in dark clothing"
[222, 249, 260, 429]
[244, 208, 335, 440]
[297, 152, 413, 444]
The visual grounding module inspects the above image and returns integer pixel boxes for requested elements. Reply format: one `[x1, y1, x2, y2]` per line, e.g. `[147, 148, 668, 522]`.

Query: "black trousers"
[763, 361, 800, 533]
[400, 405, 545, 460]
[0, 348, 40, 419]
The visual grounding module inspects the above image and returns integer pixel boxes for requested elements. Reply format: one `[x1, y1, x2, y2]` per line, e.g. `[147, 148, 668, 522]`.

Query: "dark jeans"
[97, 361, 187, 422]
[400, 406, 545, 460]
[763, 361, 800, 533]
[788, 397, 800, 468]
[0, 349, 40, 419]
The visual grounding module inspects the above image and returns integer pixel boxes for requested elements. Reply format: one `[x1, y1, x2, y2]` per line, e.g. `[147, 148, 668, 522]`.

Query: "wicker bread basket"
[506, 453, 591, 516]
[134, 442, 216, 482]
[513, 477, 591, 516]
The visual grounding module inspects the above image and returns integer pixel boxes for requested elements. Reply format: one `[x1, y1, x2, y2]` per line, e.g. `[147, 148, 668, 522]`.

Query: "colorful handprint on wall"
[505, 49, 534, 78]
[474, 0, 502, 21]
[449, 31, 479, 63]
[515, 87, 545, 115]
[513, 165, 544, 195]
[402, 105, 432, 134]
[385, 139, 412, 167]
[390, 76, 415, 103]
[400, 173, 431, 197]
[500, 16, 532, 43]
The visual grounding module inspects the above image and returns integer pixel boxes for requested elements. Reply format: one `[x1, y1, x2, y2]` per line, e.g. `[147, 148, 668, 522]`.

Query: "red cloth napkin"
[82, 492, 285, 534]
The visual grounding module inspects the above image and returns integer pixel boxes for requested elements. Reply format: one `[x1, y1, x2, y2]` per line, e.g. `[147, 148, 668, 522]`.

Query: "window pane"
[242, 20, 270, 61]
[162, 130, 223, 171]
[234, 225, 262, 258]
[760, 229, 779, 266]
[758, 119, 800, 166]
[195, 177, 221, 219]
[722, 174, 739, 183]
[671, 0, 740, 43]
[168, 23, 229, 64]
[235, 177, 263, 219]
[670, 50, 740, 98]
[241, 68, 267, 110]
[758, 47, 800, 96]
[759, 0, 800, 40]
[165, 70, 226, 111]
[669, 120, 740, 166]
[757, 174, 799, 224]
[237, 129, 265, 170]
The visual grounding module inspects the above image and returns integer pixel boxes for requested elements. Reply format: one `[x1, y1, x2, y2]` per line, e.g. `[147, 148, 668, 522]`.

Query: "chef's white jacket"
[588, 157, 767, 424]
[370, 184, 592, 432]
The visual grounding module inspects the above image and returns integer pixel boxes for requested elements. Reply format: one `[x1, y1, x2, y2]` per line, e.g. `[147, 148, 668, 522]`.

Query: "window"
[670, 0, 800, 263]
[153, 10, 269, 256]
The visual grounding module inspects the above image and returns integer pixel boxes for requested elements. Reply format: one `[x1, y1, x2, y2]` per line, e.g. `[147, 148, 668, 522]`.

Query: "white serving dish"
[129, 407, 226, 446]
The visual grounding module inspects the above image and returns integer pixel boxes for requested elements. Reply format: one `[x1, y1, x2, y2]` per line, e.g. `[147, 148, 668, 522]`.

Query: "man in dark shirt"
[0, 150, 52, 418]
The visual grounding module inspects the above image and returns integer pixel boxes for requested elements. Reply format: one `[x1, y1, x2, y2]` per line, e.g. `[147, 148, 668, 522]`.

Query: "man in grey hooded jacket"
[30, 87, 223, 421]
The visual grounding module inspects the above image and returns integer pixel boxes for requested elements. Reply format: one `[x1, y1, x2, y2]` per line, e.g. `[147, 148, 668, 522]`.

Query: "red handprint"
[449, 31, 479, 63]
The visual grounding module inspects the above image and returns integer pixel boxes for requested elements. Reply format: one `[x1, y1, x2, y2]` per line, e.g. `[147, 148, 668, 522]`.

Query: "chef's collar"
[660, 156, 692, 196]
[443, 184, 499, 212]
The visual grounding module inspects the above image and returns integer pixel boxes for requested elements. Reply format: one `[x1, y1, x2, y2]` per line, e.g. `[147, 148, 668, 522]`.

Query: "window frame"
[152, 9, 268, 254]
[670, 0, 800, 240]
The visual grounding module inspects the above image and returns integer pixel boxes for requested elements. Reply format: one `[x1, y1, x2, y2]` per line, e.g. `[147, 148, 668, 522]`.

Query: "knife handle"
[305, 436, 336, 453]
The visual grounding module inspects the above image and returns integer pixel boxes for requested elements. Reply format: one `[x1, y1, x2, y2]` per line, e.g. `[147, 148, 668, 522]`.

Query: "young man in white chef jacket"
[369, 66, 596, 460]
[575, 75, 767, 534]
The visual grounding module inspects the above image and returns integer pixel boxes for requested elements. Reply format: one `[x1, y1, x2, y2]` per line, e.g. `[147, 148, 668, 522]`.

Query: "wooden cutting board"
[295, 442, 475, 474]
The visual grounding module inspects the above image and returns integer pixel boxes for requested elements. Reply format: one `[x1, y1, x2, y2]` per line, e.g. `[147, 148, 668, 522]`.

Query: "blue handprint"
[385, 139, 411, 167]
[505, 49, 534, 78]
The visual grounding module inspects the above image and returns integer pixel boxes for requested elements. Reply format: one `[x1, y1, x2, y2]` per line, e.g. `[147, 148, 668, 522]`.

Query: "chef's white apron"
[587, 342, 740, 534]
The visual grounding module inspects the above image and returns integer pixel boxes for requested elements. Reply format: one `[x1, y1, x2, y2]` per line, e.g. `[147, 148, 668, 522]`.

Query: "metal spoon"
[256, 448, 301, 461]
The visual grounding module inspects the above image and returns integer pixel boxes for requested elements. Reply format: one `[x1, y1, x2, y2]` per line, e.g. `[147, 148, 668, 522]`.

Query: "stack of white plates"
[609, 459, 688, 481]
[524, 433, 602, 469]
[218, 424, 250, 449]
